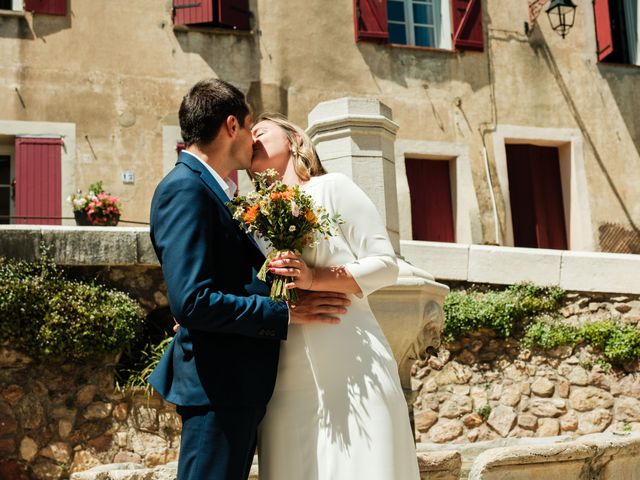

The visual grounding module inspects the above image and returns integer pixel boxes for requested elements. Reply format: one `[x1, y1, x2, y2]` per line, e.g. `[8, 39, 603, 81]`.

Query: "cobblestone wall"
[411, 291, 640, 443]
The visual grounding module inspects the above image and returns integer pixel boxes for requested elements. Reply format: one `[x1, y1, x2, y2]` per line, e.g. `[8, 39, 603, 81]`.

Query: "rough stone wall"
[0, 349, 180, 480]
[411, 291, 640, 444]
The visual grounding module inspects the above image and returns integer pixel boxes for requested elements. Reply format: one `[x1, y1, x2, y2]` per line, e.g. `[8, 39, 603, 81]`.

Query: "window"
[0, 152, 12, 225]
[594, 0, 640, 65]
[405, 158, 455, 242]
[388, 0, 452, 49]
[506, 144, 567, 250]
[173, 0, 250, 30]
[0, 0, 23, 11]
[355, 0, 483, 51]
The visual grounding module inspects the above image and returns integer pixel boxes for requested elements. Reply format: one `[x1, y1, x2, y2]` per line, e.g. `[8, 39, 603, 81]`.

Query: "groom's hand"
[288, 291, 350, 325]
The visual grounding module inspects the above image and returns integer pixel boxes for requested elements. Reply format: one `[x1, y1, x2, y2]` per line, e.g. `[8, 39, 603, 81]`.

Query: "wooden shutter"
[173, 0, 214, 26]
[219, 0, 250, 30]
[354, 0, 389, 42]
[452, 0, 484, 51]
[24, 0, 67, 15]
[15, 137, 62, 226]
[593, 0, 614, 61]
[506, 145, 567, 250]
[405, 158, 455, 243]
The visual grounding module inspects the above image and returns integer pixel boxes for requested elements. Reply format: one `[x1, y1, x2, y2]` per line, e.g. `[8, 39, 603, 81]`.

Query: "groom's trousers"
[176, 405, 267, 480]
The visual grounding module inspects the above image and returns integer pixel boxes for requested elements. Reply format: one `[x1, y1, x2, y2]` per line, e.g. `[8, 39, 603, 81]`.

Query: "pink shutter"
[219, 0, 250, 30]
[593, 0, 614, 61]
[452, 0, 484, 51]
[405, 158, 455, 243]
[354, 0, 389, 42]
[173, 0, 214, 25]
[15, 138, 62, 226]
[24, 0, 67, 15]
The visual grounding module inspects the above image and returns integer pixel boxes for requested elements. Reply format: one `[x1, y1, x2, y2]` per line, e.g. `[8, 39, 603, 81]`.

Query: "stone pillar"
[307, 97, 401, 253]
[307, 98, 450, 433]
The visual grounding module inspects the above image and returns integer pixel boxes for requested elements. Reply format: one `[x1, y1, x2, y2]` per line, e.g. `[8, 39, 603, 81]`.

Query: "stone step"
[70, 450, 462, 480]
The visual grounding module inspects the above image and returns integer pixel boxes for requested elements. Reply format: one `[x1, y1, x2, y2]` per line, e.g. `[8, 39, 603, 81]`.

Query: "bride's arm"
[269, 174, 398, 297]
[269, 252, 361, 294]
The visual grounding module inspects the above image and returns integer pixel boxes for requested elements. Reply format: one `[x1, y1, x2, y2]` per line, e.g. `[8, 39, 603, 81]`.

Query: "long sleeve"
[324, 173, 399, 298]
[150, 173, 289, 340]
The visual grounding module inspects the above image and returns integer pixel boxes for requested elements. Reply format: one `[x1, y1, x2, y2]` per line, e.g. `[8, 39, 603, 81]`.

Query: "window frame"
[390, 0, 452, 50]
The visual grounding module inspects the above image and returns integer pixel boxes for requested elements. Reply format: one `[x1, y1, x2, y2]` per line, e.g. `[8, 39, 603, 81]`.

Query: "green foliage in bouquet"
[228, 169, 341, 301]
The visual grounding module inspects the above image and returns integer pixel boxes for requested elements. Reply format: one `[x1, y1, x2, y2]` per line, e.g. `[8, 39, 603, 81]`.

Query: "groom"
[148, 78, 349, 480]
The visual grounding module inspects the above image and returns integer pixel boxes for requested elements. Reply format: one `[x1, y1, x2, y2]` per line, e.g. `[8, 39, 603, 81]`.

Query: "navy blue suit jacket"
[148, 152, 289, 408]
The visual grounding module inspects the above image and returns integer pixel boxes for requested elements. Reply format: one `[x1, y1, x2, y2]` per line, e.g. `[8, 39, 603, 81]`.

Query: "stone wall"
[0, 347, 181, 480]
[411, 291, 640, 444]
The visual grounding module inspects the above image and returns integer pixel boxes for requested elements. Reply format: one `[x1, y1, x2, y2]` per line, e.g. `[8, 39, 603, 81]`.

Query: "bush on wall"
[0, 254, 145, 361]
[444, 283, 640, 367]
[443, 283, 565, 339]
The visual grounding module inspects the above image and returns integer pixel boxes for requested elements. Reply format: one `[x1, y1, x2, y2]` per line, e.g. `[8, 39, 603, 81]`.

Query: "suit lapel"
[176, 152, 263, 255]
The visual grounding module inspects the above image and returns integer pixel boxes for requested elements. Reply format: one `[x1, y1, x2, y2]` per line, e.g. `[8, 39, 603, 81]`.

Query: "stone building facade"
[0, 0, 639, 252]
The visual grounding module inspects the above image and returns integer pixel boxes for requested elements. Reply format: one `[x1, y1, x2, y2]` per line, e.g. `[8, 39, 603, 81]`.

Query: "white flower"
[289, 225, 296, 232]
[291, 200, 300, 217]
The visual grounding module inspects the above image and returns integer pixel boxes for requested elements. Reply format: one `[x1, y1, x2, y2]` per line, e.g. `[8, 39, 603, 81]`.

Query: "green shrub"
[443, 283, 564, 340]
[524, 319, 640, 366]
[117, 334, 172, 392]
[0, 255, 145, 361]
[522, 321, 578, 350]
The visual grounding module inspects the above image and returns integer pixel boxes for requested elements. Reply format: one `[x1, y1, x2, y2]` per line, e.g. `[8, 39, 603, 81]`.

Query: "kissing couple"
[148, 78, 420, 480]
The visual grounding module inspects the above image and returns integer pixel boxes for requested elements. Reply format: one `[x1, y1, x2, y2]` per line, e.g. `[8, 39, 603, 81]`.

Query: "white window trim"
[389, 0, 452, 50]
[12, 0, 22, 10]
[492, 125, 595, 251]
[0, 120, 76, 225]
[395, 139, 481, 244]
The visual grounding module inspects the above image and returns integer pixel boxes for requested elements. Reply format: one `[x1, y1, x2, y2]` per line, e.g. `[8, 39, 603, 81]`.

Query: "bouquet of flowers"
[228, 169, 341, 302]
[67, 181, 121, 226]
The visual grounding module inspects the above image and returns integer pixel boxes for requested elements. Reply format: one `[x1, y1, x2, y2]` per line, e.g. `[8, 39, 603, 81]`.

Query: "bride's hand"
[269, 251, 314, 290]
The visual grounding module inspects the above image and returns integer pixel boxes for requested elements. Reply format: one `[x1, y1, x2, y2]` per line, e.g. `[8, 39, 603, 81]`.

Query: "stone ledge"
[0, 225, 158, 266]
[402, 240, 640, 294]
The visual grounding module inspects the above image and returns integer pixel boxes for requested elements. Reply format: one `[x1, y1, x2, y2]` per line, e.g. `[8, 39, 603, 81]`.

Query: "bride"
[250, 114, 420, 480]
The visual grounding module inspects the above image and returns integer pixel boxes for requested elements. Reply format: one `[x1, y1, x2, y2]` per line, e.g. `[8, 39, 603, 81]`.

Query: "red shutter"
[506, 145, 567, 250]
[593, 0, 614, 61]
[24, 0, 67, 15]
[452, 0, 484, 51]
[176, 142, 186, 154]
[173, 0, 214, 26]
[15, 138, 62, 226]
[405, 158, 455, 243]
[219, 0, 250, 30]
[354, 0, 389, 42]
[530, 147, 567, 250]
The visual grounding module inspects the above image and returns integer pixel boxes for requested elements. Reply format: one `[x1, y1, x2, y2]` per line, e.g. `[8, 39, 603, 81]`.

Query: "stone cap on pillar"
[307, 97, 399, 139]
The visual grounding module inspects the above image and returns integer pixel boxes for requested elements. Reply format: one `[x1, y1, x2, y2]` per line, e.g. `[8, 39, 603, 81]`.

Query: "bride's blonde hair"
[256, 113, 327, 181]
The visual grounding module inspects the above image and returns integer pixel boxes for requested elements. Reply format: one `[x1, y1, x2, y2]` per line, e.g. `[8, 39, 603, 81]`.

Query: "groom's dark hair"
[179, 78, 250, 147]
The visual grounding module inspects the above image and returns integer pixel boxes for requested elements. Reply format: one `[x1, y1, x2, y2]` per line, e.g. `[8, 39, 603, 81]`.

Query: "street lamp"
[545, 0, 577, 39]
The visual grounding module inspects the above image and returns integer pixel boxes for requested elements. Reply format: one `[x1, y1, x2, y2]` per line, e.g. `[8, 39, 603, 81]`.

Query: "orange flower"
[305, 209, 317, 224]
[271, 192, 281, 200]
[243, 205, 260, 224]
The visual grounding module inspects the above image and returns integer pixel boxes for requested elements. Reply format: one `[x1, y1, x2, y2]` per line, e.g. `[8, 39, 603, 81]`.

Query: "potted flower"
[68, 181, 121, 226]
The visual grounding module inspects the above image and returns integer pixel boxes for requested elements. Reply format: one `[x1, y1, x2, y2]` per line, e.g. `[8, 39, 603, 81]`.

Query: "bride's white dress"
[257, 173, 420, 480]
